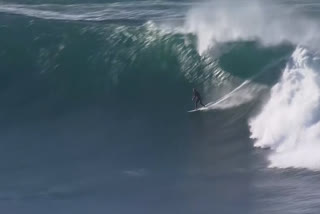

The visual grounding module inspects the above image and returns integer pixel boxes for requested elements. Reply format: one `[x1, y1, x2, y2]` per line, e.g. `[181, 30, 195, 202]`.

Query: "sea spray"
[250, 47, 320, 170]
[184, 1, 320, 54]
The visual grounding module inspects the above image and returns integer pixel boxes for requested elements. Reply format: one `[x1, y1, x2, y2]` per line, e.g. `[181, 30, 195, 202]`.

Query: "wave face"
[0, 8, 292, 121]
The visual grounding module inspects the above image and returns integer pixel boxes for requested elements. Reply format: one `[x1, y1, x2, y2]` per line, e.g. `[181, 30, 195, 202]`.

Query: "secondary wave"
[0, 2, 193, 22]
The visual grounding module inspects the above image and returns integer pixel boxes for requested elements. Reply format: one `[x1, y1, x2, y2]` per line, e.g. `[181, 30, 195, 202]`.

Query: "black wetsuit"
[193, 90, 205, 109]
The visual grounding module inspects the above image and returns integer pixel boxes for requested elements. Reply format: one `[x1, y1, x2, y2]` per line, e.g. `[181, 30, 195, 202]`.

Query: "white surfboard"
[188, 106, 207, 112]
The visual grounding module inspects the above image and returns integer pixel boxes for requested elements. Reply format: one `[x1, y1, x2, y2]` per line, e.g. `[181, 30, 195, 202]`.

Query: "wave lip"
[249, 47, 320, 170]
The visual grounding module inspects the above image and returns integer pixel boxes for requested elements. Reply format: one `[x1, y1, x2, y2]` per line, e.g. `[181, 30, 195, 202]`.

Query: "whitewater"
[250, 47, 320, 170]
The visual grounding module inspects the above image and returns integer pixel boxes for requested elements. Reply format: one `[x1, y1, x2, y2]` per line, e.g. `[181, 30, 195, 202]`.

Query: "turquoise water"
[1, 0, 320, 213]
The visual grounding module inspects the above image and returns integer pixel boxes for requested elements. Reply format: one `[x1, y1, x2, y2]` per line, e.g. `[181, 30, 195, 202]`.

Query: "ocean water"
[1, 0, 320, 213]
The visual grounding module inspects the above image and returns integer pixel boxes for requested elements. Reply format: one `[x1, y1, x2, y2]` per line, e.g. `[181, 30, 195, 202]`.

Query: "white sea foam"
[250, 47, 320, 170]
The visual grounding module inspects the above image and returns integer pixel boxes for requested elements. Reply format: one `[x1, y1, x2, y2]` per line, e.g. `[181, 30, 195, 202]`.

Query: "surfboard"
[188, 109, 200, 113]
[188, 106, 207, 112]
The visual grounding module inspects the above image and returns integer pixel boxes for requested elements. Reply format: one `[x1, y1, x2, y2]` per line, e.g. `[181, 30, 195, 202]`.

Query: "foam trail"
[249, 47, 320, 170]
[201, 80, 265, 111]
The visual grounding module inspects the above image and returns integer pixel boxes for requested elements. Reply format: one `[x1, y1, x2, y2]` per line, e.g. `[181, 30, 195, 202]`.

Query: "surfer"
[192, 88, 205, 109]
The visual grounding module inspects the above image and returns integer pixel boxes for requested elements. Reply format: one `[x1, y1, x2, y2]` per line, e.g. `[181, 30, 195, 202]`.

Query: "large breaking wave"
[1, 0, 320, 171]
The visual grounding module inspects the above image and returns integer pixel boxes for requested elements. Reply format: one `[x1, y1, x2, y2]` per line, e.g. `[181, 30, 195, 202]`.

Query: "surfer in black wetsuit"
[192, 88, 205, 109]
